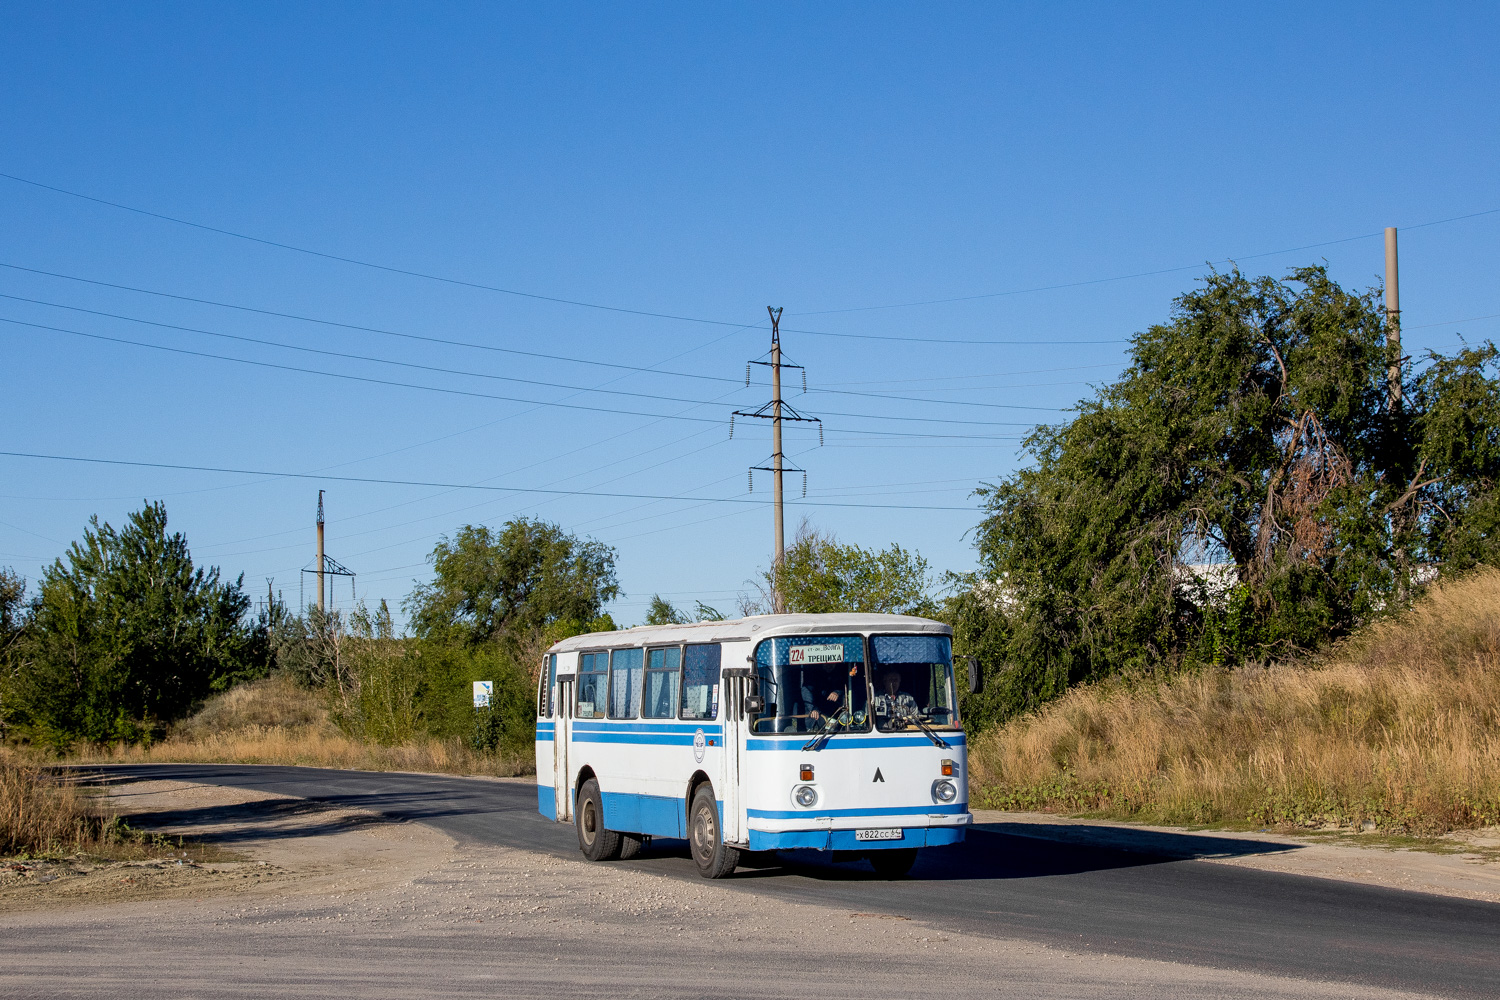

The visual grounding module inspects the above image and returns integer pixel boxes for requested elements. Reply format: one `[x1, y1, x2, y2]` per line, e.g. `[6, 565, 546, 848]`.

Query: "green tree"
[760, 523, 935, 615]
[644, 594, 685, 625]
[406, 519, 619, 646]
[9, 503, 262, 748]
[0, 568, 29, 740]
[953, 267, 1500, 728]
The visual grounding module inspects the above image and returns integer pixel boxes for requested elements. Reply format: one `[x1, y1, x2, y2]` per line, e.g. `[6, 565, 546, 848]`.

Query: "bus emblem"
[693, 728, 707, 763]
[873, 768, 885, 783]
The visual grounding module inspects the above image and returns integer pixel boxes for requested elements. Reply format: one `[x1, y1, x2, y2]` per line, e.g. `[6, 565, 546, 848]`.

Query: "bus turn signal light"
[940, 759, 954, 776]
[799, 764, 815, 781]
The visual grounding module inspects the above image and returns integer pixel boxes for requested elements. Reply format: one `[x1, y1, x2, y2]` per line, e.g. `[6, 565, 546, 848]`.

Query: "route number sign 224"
[789, 645, 845, 665]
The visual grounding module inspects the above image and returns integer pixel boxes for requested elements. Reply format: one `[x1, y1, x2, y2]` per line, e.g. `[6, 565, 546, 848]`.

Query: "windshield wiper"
[894, 709, 951, 749]
[801, 710, 847, 752]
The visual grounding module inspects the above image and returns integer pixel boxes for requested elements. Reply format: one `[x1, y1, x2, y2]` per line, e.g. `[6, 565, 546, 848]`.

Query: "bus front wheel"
[689, 785, 739, 879]
[576, 778, 622, 861]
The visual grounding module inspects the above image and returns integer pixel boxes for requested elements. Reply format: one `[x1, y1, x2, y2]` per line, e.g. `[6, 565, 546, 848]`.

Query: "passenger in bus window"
[804, 662, 860, 724]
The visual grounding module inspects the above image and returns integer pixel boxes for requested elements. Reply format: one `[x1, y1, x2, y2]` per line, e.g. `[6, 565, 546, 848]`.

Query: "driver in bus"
[874, 667, 920, 725]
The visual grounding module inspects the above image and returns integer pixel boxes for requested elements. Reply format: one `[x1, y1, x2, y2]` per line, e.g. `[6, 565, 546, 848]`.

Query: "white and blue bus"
[535, 613, 970, 878]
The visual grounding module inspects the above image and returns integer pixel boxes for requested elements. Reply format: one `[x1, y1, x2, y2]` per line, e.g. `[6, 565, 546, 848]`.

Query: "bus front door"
[554, 677, 573, 822]
[720, 668, 751, 845]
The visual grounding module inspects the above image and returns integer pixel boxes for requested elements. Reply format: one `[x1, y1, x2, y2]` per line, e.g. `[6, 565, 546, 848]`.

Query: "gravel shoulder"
[973, 809, 1500, 905]
[0, 776, 1457, 999]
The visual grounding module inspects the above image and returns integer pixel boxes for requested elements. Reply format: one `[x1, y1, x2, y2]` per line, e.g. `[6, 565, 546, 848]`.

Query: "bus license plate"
[855, 828, 903, 842]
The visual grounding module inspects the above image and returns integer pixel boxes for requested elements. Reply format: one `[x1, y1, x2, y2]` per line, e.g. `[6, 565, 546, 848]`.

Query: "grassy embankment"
[68, 674, 533, 778]
[970, 568, 1500, 835]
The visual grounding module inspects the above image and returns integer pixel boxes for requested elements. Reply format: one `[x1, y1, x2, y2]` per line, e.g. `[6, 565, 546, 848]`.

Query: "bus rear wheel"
[689, 785, 739, 879]
[576, 778, 622, 861]
[867, 848, 918, 879]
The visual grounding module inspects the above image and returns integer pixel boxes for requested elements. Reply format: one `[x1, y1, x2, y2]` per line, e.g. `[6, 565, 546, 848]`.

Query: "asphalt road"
[83, 763, 1500, 999]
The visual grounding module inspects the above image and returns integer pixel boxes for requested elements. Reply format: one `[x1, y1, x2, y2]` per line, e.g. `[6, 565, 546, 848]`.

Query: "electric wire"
[0, 293, 1064, 412]
[0, 262, 745, 384]
[0, 450, 981, 511]
[4, 171, 1495, 344]
[0, 314, 1038, 433]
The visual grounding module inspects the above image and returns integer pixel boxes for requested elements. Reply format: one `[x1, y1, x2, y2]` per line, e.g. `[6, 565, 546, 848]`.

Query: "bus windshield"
[870, 635, 960, 731]
[752, 636, 870, 734]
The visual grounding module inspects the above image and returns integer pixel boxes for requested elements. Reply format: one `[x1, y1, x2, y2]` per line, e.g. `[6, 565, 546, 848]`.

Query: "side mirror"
[967, 657, 983, 695]
[744, 694, 765, 714]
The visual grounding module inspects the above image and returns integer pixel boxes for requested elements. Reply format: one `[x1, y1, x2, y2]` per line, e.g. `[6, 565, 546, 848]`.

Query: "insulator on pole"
[818, 424, 824, 447]
[748, 469, 753, 493]
[802, 472, 807, 497]
[802, 370, 807, 393]
[745, 364, 751, 387]
[729, 414, 735, 439]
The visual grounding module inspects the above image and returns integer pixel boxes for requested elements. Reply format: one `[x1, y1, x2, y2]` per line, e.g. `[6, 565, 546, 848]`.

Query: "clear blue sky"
[2, 3, 1496, 624]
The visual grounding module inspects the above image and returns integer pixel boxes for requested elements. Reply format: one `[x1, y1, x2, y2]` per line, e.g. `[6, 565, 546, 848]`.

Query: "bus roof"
[545, 612, 951, 655]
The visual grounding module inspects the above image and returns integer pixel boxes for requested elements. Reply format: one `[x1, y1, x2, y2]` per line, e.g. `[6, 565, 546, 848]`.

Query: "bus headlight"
[932, 779, 958, 803]
[794, 784, 819, 808]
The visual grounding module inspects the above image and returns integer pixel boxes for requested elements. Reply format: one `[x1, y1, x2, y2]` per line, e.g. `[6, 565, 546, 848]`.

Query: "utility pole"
[1386, 227, 1401, 409]
[303, 491, 356, 614]
[732, 307, 822, 614]
[769, 307, 786, 576]
[316, 490, 326, 612]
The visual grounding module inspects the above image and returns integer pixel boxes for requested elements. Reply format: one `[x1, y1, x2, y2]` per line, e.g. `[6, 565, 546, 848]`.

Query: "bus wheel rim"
[693, 804, 714, 861]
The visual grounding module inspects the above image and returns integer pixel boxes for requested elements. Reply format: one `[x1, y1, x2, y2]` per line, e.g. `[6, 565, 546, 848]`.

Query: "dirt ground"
[0, 778, 1467, 999]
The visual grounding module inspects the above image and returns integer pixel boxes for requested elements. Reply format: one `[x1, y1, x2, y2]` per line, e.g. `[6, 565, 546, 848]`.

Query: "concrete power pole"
[316, 490, 326, 613]
[1386, 227, 1401, 408]
[732, 308, 822, 615]
[769, 307, 786, 590]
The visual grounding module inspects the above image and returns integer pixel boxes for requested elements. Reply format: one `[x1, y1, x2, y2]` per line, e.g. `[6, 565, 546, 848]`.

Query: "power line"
[797, 207, 1500, 316]
[6, 170, 1495, 346]
[0, 450, 983, 511]
[0, 314, 1041, 430]
[0, 262, 746, 384]
[0, 171, 764, 331]
[0, 293, 1066, 413]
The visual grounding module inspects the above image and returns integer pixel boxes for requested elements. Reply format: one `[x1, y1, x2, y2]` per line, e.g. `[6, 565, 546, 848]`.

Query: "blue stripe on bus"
[572, 732, 716, 746]
[746, 825, 967, 851]
[571, 721, 722, 735]
[536, 722, 555, 733]
[537, 785, 557, 821]
[746, 735, 966, 751]
[747, 803, 969, 820]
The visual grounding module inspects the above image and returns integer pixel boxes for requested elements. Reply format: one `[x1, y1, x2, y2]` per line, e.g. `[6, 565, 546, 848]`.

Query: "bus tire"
[689, 785, 739, 879]
[867, 848, 918, 879]
[618, 832, 644, 860]
[576, 778, 622, 861]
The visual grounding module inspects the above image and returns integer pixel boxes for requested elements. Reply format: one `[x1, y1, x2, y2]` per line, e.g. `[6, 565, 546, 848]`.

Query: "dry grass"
[970, 568, 1500, 835]
[68, 674, 532, 778]
[0, 750, 105, 855]
[0, 750, 198, 859]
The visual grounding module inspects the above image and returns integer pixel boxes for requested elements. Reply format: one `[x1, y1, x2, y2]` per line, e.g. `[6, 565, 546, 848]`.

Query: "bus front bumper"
[745, 809, 971, 852]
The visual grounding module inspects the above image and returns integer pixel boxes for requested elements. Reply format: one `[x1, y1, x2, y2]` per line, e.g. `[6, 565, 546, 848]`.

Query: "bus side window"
[576, 652, 606, 719]
[609, 648, 643, 719]
[643, 647, 680, 719]
[680, 643, 721, 720]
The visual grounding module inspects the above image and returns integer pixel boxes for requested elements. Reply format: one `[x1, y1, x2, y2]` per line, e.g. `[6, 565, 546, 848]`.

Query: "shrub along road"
[69, 764, 1500, 998]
